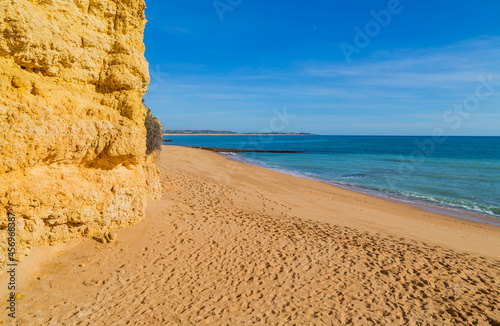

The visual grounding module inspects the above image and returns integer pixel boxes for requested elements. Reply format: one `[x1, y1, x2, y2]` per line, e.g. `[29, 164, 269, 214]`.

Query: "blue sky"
[143, 0, 500, 135]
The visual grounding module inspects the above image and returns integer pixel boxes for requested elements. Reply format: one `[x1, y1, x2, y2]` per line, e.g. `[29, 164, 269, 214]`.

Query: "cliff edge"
[0, 0, 162, 269]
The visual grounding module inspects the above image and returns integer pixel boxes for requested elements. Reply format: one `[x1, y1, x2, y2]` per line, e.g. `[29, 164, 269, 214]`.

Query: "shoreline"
[2, 145, 499, 324]
[211, 148, 500, 227]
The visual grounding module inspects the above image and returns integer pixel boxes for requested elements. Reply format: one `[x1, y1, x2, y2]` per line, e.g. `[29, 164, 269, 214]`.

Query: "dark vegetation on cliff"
[145, 108, 163, 155]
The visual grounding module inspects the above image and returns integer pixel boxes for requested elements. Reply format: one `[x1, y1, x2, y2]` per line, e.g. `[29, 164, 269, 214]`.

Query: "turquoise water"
[164, 135, 500, 221]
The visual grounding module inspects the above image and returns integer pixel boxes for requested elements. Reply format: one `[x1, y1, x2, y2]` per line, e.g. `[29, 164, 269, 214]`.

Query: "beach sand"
[1, 145, 500, 325]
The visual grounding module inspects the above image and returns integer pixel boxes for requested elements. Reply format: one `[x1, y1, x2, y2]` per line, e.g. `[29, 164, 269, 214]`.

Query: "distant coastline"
[163, 130, 315, 136]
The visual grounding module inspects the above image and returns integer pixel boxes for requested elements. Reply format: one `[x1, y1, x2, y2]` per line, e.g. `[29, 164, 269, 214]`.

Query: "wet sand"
[1, 145, 499, 325]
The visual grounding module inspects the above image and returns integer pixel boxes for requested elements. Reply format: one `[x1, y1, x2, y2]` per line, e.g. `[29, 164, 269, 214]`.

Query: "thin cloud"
[146, 36, 500, 135]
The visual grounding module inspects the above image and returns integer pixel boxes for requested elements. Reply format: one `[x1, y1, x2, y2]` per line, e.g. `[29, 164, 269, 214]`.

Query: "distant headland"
[162, 130, 315, 135]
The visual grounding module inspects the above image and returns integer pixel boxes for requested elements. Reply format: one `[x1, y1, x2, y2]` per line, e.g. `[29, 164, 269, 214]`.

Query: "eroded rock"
[0, 0, 161, 269]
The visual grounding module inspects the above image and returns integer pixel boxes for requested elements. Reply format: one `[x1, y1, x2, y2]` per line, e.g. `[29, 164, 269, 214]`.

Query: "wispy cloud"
[145, 36, 500, 135]
[301, 36, 500, 89]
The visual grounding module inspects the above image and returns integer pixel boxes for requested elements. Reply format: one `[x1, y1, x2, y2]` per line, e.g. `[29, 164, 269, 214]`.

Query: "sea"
[163, 135, 500, 225]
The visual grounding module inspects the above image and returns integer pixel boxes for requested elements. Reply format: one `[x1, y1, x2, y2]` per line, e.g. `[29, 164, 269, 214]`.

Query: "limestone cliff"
[0, 0, 162, 269]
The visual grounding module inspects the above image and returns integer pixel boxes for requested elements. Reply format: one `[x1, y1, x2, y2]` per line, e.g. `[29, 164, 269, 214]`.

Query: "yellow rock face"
[0, 0, 162, 269]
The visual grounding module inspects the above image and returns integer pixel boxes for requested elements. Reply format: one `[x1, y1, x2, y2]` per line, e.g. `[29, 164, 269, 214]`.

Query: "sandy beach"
[1, 145, 500, 325]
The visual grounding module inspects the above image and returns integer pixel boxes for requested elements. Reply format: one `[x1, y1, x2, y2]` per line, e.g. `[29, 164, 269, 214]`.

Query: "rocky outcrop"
[0, 0, 162, 269]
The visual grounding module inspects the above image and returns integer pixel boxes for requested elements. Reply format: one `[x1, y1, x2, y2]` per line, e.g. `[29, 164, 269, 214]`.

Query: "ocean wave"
[378, 189, 500, 219]
[231, 154, 500, 220]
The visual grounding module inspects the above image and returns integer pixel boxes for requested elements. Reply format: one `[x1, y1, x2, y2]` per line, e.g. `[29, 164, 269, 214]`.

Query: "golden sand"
[1, 146, 500, 325]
